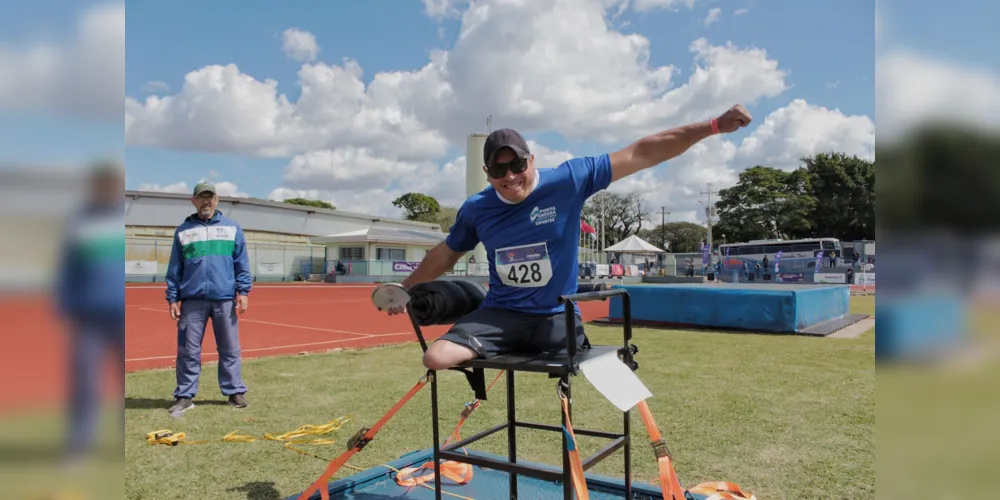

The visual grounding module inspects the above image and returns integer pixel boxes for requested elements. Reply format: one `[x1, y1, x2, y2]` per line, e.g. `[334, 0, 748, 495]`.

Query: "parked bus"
[717, 237, 842, 271]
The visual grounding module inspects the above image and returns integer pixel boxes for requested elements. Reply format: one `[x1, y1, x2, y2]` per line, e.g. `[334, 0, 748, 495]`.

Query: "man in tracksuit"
[56, 161, 126, 462]
[165, 182, 252, 414]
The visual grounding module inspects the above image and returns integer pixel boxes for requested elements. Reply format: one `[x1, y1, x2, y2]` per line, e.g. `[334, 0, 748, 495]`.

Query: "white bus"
[717, 238, 842, 270]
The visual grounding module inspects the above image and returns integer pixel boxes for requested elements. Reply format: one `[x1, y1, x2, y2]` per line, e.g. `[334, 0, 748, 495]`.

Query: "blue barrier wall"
[875, 293, 965, 360]
[607, 283, 850, 333]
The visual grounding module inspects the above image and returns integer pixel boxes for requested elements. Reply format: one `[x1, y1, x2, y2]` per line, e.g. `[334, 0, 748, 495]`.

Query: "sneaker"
[228, 393, 248, 408]
[168, 398, 194, 415]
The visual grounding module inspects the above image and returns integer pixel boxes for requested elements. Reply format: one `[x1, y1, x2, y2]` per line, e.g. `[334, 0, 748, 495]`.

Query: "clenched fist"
[714, 104, 752, 134]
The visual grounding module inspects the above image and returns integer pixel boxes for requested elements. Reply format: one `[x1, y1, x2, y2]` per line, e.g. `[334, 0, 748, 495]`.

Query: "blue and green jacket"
[56, 202, 126, 319]
[165, 210, 251, 303]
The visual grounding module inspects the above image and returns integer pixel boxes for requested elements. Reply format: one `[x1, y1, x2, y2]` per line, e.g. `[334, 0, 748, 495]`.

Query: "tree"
[392, 193, 441, 223]
[638, 222, 707, 253]
[283, 198, 335, 210]
[713, 166, 816, 243]
[436, 207, 458, 233]
[582, 191, 649, 249]
[802, 152, 875, 241]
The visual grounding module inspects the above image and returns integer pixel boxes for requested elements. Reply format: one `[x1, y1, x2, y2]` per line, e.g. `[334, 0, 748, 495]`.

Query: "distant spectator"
[55, 160, 125, 465]
[165, 182, 252, 414]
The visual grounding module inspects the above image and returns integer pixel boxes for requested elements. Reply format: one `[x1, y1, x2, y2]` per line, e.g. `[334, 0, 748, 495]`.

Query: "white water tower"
[464, 132, 489, 268]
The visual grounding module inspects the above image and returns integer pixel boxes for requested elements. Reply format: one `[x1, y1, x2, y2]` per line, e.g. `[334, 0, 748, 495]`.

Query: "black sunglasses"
[486, 156, 528, 179]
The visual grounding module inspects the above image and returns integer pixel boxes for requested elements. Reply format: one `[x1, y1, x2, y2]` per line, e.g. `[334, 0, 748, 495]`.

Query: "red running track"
[1, 282, 868, 413]
[125, 284, 610, 372]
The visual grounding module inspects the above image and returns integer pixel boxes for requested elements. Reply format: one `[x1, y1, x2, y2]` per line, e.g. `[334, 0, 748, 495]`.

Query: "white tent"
[604, 234, 665, 267]
[604, 234, 665, 253]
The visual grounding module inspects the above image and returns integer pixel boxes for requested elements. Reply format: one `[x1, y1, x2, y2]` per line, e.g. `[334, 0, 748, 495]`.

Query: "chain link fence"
[126, 237, 325, 282]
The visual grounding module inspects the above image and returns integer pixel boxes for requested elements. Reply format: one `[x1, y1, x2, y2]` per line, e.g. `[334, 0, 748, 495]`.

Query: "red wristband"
[710, 118, 720, 134]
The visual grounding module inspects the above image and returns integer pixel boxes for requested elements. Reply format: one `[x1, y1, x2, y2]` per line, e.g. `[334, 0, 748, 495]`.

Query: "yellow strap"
[145, 416, 352, 448]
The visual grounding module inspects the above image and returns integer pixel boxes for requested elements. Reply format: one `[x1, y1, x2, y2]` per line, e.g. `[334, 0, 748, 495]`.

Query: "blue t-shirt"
[445, 154, 613, 314]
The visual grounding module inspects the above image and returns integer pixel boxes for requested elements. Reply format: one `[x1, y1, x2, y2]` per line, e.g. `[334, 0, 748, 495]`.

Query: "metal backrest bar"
[558, 287, 627, 304]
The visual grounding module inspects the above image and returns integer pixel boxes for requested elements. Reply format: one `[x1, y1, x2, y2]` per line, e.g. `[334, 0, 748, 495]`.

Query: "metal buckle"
[650, 438, 671, 459]
[347, 427, 372, 451]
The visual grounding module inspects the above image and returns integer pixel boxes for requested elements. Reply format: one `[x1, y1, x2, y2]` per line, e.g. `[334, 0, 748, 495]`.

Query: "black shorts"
[435, 306, 590, 359]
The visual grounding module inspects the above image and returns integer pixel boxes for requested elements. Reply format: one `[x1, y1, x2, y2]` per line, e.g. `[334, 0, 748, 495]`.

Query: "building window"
[339, 246, 365, 261]
[376, 247, 406, 261]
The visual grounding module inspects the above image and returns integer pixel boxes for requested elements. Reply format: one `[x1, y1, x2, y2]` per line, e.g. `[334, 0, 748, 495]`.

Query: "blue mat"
[875, 293, 966, 360]
[287, 447, 721, 499]
[607, 283, 850, 333]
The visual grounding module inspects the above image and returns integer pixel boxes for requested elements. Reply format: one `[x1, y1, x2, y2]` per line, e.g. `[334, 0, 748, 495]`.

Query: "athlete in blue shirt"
[392, 104, 752, 370]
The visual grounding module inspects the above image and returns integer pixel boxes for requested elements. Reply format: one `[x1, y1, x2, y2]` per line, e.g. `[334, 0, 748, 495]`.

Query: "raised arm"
[608, 104, 752, 183]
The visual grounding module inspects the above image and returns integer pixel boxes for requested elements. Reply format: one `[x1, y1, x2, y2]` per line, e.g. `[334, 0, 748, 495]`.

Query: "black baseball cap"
[483, 128, 530, 167]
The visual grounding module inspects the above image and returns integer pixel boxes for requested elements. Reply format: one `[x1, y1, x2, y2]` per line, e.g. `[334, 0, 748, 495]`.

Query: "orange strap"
[395, 460, 474, 487]
[296, 374, 430, 500]
[636, 400, 686, 500]
[393, 370, 506, 489]
[687, 481, 757, 499]
[560, 397, 756, 500]
[558, 393, 590, 500]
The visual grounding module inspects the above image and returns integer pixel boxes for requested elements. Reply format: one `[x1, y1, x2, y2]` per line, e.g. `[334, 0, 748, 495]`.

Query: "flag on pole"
[580, 218, 596, 234]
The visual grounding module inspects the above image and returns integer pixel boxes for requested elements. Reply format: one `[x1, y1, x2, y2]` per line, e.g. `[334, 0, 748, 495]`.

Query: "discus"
[371, 283, 410, 311]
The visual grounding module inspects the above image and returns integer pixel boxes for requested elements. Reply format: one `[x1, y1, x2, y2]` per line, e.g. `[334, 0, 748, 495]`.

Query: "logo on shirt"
[529, 206, 557, 226]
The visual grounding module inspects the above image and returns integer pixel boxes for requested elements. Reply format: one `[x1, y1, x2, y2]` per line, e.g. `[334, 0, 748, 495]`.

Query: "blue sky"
[119, 0, 874, 197]
[5, 0, 998, 203]
[878, 0, 998, 72]
[0, 0, 884, 204]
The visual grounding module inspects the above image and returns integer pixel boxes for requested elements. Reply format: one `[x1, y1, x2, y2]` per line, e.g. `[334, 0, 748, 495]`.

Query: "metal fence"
[325, 260, 492, 277]
[125, 237, 326, 282]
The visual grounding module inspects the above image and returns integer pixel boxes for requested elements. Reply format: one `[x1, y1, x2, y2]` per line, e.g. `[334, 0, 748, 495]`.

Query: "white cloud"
[703, 8, 721, 26]
[629, 0, 698, 12]
[137, 181, 189, 194]
[606, 99, 875, 225]
[125, 59, 450, 160]
[137, 180, 250, 198]
[266, 139, 577, 217]
[280, 147, 431, 192]
[734, 8, 749, 16]
[282, 28, 320, 62]
[734, 99, 874, 169]
[141, 80, 171, 94]
[422, 0, 470, 20]
[127, 0, 788, 156]
[123, 0, 876, 225]
[876, 49, 1000, 140]
[0, 2, 123, 119]
[213, 181, 251, 198]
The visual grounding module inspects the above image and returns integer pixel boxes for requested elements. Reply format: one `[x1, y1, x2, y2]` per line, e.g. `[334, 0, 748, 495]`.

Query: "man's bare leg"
[423, 340, 479, 370]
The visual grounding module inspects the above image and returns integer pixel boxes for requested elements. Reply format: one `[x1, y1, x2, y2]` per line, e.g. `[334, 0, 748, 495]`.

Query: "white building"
[126, 190, 448, 281]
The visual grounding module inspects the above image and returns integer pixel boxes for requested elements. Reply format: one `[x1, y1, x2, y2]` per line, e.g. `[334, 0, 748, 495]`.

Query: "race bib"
[495, 242, 552, 288]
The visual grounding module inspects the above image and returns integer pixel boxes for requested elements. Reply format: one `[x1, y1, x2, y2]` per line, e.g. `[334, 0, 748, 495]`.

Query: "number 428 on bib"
[495, 242, 553, 288]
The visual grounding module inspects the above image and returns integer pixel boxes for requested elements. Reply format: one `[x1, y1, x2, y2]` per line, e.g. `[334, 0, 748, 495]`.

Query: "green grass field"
[124, 296, 875, 500]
